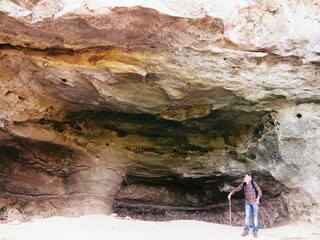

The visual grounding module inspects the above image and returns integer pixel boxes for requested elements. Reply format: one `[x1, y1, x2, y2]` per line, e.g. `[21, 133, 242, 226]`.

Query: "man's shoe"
[253, 233, 258, 238]
[241, 232, 249, 237]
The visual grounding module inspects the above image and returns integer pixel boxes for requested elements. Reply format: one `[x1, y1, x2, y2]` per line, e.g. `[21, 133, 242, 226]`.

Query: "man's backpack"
[242, 180, 258, 198]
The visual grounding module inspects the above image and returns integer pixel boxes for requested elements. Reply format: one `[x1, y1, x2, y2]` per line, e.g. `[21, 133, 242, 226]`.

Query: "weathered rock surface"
[0, 0, 319, 227]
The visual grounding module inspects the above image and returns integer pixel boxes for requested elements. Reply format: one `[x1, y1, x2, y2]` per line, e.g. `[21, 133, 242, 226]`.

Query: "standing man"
[228, 173, 262, 238]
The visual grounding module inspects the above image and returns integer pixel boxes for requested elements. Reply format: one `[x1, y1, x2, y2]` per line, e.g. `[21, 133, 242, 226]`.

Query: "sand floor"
[0, 215, 319, 240]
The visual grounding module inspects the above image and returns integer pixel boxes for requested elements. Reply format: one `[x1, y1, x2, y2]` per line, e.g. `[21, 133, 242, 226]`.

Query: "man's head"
[244, 173, 252, 184]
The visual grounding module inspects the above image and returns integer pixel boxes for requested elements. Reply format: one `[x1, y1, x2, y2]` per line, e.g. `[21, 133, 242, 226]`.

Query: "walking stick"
[229, 198, 232, 226]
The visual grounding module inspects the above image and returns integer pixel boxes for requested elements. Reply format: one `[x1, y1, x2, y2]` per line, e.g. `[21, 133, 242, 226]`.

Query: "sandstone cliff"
[0, 0, 319, 226]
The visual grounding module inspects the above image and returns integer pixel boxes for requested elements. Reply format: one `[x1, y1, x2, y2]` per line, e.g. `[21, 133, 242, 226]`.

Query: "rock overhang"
[0, 0, 319, 226]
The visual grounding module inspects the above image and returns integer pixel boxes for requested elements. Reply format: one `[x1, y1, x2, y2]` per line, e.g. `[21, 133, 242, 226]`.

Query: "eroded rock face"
[0, 0, 319, 226]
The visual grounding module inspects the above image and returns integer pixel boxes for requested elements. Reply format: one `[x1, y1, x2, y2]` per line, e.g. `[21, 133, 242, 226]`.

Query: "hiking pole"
[228, 198, 232, 226]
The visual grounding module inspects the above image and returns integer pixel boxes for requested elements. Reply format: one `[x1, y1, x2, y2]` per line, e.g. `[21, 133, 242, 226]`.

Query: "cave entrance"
[112, 167, 288, 227]
[0, 108, 290, 226]
[98, 109, 289, 227]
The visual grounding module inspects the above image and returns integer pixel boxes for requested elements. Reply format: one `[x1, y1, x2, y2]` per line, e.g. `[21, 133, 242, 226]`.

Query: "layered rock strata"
[0, 0, 319, 226]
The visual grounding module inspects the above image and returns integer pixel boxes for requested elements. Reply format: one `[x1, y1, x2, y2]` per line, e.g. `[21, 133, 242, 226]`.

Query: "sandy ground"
[0, 215, 319, 240]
